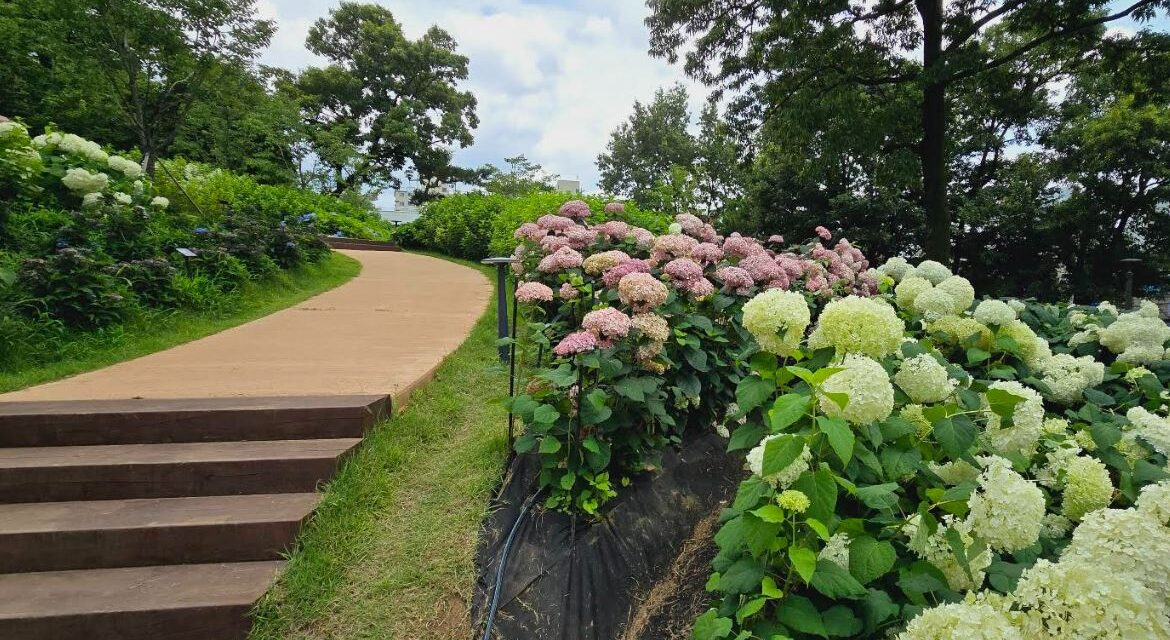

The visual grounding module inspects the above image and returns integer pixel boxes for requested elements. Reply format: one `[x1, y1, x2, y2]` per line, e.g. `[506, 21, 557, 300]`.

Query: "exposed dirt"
[622, 505, 725, 640]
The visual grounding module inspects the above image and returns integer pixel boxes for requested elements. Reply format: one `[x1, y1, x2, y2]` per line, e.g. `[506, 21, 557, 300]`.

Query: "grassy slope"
[0, 252, 361, 393]
[249, 257, 510, 640]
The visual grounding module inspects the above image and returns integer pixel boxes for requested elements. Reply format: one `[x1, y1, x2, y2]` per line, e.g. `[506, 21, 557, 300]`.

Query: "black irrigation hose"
[480, 488, 542, 640]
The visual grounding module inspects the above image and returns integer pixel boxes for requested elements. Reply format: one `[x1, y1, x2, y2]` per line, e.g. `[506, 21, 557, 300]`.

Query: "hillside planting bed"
[483, 200, 1170, 639]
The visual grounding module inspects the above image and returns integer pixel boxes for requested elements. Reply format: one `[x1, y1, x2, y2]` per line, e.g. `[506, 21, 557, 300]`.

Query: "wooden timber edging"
[322, 236, 401, 252]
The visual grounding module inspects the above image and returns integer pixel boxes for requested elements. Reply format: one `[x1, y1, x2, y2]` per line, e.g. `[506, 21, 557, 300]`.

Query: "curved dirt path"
[1, 251, 491, 402]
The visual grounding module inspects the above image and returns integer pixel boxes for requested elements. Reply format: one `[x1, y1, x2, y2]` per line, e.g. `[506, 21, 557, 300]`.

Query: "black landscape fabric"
[472, 432, 742, 640]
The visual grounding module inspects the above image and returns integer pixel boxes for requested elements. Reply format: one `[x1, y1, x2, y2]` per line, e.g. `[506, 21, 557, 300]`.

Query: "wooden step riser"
[0, 604, 255, 640]
[0, 396, 388, 447]
[0, 457, 345, 503]
[0, 519, 306, 574]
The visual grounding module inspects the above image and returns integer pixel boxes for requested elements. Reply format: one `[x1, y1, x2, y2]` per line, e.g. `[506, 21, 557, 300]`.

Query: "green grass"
[248, 256, 510, 640]
[0, 252, 361, 393]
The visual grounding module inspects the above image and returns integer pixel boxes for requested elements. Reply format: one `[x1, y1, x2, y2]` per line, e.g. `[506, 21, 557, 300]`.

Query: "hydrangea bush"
[507, 204, 878, 514]
[691, 258, 1170, 639]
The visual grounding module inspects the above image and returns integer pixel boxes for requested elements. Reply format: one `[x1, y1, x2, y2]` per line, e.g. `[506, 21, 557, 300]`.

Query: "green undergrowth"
[249, 255, 510, 640]
[0, 251, 360, 393]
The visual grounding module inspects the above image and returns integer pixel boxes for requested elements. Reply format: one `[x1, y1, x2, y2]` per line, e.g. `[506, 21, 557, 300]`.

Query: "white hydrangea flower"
[878, 256, 913, 282]
[935, 276, 975, 314]
[1136, 480, 1170, 525]
[966, 456, 1045, 553]
[81, 192, 103, 208]
[911, 260, 953, 285]
[896, 600, 1022, 640]
[1066, 327, 1099, 348]
[1135, 300, 1162, 318]
[1014, 558, 1170, 640]
[60, 167, 109, 194]
[818, 533, 850, 569]
[895, 276, 933, 310]
[54, 132, 108, 162]
[1000, 320, 1052, 370]
[819, 354, 895, 425]
[132, 179, 144, 194]
[1062, 506, 1170, 600]
[1127, 407, 1170, 457]
[1100, 312, 1170, 365]
[1006, 299, 1027, 313]
[1033, 440, 1082, 489]
[973, 299, 1017, 326]
[914, 287, 958, 321]
[1040, 513, 1072, 539]
[1060, 455, 1113, 521]
[922, 516, 991, 591]
[1039, 353, 1105, 405]
[1068, 310, 1090, 328]
[112, 191, 132, 205]
[745, 435, 811, 489]
[150, 196, 169, 209]
[741, 289, 811, 356]
[1097, 301, 1119, 316]
[895, 353, 957, 404]
[808, 295, 904, 358]
[982, 381, 1044, 458]
[107, 155, 143, 178]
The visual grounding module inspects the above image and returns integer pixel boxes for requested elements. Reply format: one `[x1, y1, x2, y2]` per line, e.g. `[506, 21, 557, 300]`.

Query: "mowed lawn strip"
[0, 251, 361, 393]
[249, 256, 510, 640]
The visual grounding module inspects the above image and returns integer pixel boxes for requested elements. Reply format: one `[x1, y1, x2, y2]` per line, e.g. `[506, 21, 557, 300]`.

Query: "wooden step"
[0, 438, 362, 503]
[0, 493, 320, 573]
[0, 395, 389, 447]
[0, 561, 283, 639]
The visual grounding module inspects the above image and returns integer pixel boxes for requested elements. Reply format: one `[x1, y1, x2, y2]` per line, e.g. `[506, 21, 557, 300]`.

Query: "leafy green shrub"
[154, 159, 393, 241]
[17, 248, 131, 328]
[112, 258, 179, 308]
[397, 191, 673, 261]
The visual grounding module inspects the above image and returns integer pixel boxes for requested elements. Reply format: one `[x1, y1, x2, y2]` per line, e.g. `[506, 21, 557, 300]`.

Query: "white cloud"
[258, 0, 706, 199]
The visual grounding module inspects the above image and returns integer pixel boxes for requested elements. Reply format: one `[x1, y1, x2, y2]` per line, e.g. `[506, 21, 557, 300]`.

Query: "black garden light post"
[481, 257, 521, 362]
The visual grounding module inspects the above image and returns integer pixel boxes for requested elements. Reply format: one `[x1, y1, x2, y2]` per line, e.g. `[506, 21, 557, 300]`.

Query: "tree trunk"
[918, 0, 950, 264]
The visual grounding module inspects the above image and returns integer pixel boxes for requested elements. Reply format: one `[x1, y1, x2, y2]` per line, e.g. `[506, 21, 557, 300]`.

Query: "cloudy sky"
[256, 0, 707, 205]
[255, 1, 1164, 210]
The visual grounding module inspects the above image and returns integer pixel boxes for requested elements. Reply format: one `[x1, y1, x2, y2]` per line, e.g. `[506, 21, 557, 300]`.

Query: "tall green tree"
[482, 154, 557, 196]
[647, 0, 1169, 263]
[58, 0, 273, 173]
[298, 2, 479, 197]
[597, 84, 698, 208]
[1046, 32, 1170, 299]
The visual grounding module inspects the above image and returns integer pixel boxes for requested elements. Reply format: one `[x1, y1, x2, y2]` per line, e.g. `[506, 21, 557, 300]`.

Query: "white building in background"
[556, 179, 581, 194]
[387, 180, 453, 223]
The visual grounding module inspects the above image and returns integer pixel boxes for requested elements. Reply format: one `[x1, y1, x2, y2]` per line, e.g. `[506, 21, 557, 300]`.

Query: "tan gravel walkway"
[1, 251, 491, 402]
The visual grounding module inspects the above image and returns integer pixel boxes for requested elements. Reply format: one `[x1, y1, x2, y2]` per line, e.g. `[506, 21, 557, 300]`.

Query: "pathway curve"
[1, 251, 491, 402]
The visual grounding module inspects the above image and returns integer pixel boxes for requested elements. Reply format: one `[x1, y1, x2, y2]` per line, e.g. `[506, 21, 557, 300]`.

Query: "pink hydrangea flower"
[540, 235, 571, 253]
[582, 250, 631, 275]
[715, 266, 754, 294]
[767, 234, 785, 244]
[604, 202, 625, 214]
[815, 226, 832, 241]
[618, 272, 669, 311]
[514, 222, 547, 242]
[690, 242, 724, 265]
[565, 226, 598, 249]
[806, 273, 829, 294]
[538, 246, 583, 273]
[739, 254, 782, 283]
[630, 228, 655, 249]
[684, 277, 716, 299]
[559, 200, 592, 220]
[776, 254, 807, 278]
[766, 270, 791, 289]
[559, 282, 580, 300]
[553, 331, 598, 357]
[595, 220, 630, 241]
[582, 307, 632, 345]
[515, 281, 554, 303]
[664, 257, 704, 282]
[650, 233, 699, 263]
[723, 233, 765, 259]
[602, 259, 651, 288]
[536, 214, 577, 232]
